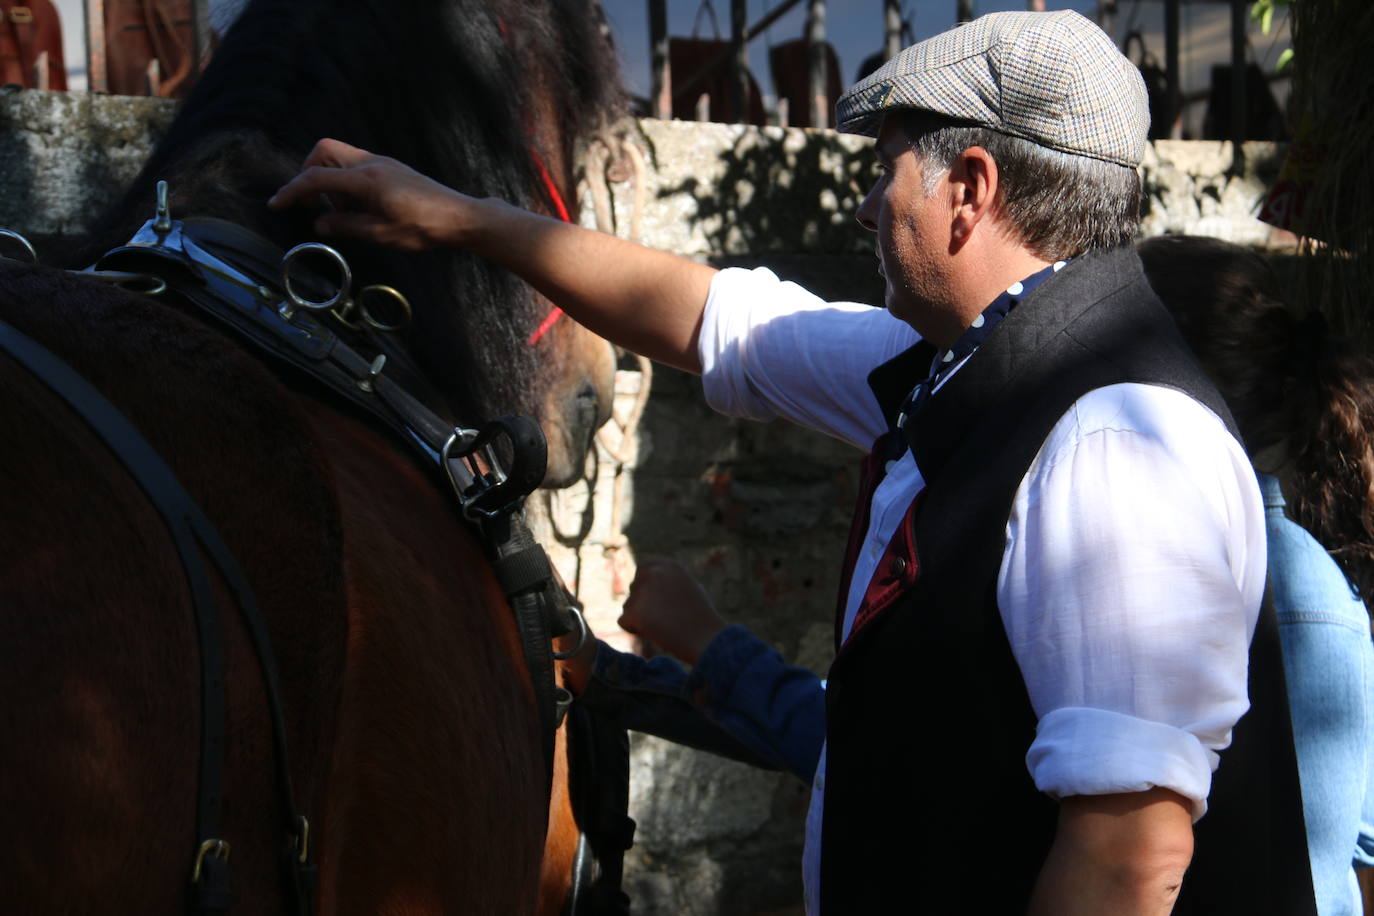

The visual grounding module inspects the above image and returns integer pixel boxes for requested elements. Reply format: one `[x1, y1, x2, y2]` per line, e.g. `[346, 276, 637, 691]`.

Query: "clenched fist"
[619, 558, 728, 665]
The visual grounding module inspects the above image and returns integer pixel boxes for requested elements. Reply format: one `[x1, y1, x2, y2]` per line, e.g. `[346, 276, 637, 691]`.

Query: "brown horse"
[0, 0, 621, 912]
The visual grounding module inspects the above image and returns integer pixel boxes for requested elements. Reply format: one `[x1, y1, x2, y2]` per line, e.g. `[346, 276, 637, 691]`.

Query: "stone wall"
[0, 89, 1290, 915]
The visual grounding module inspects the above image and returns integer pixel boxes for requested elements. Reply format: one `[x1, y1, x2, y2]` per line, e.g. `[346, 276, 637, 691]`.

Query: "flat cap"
[835, 10, 1148, 168]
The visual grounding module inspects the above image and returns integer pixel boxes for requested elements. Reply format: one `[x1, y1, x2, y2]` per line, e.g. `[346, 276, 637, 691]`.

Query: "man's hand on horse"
[269, 138, 473, 251]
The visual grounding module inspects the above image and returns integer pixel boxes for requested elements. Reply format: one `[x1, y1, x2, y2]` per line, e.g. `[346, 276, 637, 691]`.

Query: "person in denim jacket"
[1142, 236, 1374, 915]
[570, 558, 824, 783]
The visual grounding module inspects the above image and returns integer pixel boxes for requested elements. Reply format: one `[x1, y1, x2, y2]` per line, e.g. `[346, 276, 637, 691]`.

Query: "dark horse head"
[76, 0, 622, 488]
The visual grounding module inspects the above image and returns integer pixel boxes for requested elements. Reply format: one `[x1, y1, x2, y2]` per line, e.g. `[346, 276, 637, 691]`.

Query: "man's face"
[856, 118, 955, 341]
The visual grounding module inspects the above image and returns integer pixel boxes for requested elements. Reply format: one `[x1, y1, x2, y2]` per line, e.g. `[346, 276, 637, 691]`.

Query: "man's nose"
[855, 185, 879, 233]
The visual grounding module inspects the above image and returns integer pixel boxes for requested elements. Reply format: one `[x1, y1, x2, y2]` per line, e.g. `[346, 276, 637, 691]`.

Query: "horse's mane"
[77, 0, 623, 421]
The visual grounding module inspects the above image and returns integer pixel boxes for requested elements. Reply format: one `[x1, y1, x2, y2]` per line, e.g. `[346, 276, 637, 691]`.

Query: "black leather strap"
[565, 702, 635, 916]
[481, 511, 565, 782]
[0, 316, 313, 914]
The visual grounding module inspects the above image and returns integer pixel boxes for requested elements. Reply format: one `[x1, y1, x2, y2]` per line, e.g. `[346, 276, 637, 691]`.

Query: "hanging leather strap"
[141, 0, 192, 96]
[0, 315, 313, 915]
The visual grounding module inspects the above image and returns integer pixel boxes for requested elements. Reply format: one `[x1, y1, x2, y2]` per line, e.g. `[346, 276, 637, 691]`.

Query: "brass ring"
[357, 284, 413, 332]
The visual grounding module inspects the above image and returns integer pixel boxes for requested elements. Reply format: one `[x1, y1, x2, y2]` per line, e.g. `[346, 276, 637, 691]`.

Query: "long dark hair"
[76, 0, 622, 422]
[1140, 235, 1374, 605]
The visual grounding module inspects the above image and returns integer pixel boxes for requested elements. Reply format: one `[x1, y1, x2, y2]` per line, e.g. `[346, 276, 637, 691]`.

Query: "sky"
[50, 0, 1291, 136]
[597, 0, 1293, 132]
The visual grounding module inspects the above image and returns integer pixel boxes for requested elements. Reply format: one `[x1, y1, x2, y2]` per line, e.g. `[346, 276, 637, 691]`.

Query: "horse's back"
[0, 261, 546, 912]
[0, 260, 346, 911]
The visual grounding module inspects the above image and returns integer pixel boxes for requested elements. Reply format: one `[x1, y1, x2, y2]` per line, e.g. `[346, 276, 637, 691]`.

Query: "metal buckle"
[442, 424, 518, 518]
[9, 6, 33, 24]
[295, 816, 310, 865]
[190, 838, 231, 884]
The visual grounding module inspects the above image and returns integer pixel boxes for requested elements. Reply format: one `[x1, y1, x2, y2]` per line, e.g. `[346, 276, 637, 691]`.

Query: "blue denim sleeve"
[575, 629, 827, 782]
[687, 624, 826, 782]
[575, 639, 783, 772]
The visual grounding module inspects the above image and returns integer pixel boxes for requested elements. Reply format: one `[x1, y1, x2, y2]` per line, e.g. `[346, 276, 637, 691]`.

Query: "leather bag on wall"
[769, 38, 842, 129]
[668, 0, 765, 126]
[0, 0, 67, 91]
[105, 0, 195, 97]
[669, 35, 766, 126]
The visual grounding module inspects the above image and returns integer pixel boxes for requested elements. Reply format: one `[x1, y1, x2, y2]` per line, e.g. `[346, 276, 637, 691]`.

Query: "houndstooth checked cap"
[835, 10, 1148, 168]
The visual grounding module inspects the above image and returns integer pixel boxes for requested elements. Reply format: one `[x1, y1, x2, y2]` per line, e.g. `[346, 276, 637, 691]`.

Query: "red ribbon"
[527, 149, 570, 345]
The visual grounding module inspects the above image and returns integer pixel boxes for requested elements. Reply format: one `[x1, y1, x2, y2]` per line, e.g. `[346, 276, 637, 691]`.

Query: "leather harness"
[0, 182, 589, 914]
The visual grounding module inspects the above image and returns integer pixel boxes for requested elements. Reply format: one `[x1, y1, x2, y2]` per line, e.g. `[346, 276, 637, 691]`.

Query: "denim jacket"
[1263, 473, 1374, 915]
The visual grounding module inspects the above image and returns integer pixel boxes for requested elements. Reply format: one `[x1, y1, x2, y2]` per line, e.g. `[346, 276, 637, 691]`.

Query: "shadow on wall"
[655, 126, 880, 258]
[616, 128, 890, 916]
[618, 357, 862, 915]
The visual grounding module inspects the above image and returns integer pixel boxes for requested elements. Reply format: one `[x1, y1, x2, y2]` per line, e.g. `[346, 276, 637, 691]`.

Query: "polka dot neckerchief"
[889, 258, 1069, 458]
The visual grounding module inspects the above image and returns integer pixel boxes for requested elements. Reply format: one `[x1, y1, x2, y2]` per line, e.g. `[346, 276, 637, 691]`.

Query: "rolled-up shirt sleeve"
[699, 267, 918, 449]
[999, 384, 1266, 820]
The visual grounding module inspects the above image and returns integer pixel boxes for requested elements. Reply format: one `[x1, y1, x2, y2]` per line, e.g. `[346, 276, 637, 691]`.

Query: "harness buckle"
[443, 415, 547, 518]
[190, 838, 231, 884]
[442, 425, 512, 518]
[295, 816, 310, 865]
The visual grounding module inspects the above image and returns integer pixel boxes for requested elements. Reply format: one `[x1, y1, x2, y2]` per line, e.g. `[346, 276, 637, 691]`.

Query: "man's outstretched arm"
[270, 138, 717, 373]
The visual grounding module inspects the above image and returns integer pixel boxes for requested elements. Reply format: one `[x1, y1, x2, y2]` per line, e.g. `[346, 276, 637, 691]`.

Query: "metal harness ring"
[0, 228, 38, 264]
[280, 242, 351, 320]
[551, 602, 589, 661]
[357, 284, 413, 332]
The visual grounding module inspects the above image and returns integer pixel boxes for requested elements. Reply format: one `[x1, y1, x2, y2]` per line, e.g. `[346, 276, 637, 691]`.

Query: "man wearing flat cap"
[274, 10, 1313, 914]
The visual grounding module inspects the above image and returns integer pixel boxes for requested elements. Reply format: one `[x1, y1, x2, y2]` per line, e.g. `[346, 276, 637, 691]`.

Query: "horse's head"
[78, 0, 624, 490]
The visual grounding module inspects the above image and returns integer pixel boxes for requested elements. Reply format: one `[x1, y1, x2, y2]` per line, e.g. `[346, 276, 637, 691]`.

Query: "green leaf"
[1277, 47, 1294, 72]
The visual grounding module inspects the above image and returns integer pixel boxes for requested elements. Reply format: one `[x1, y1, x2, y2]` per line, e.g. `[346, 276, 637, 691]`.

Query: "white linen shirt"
[697, 267, 1266, 915]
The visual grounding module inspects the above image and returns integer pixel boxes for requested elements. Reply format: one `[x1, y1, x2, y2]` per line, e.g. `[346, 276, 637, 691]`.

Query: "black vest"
[820, 246, 1314, 914]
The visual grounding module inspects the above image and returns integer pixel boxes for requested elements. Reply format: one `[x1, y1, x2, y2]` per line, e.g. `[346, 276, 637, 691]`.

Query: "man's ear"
[949, 146, 999, 247]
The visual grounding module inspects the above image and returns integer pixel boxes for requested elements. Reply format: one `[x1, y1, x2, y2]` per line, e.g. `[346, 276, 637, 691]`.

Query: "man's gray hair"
[900, 111, 1140, 260]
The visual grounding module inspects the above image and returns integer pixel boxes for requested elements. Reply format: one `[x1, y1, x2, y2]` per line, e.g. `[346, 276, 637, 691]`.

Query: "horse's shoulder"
[0, 258, 348, 651]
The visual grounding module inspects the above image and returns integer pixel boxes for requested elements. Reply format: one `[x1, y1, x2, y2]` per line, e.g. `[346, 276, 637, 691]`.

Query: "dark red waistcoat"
[819, 246, 1314, 914]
